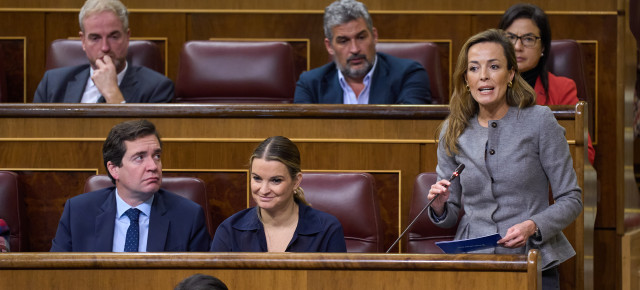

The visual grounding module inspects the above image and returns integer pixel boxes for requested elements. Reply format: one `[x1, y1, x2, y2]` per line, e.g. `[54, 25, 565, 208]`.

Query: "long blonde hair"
[250, 136, 309, 205]
[441, 29, 536, 156]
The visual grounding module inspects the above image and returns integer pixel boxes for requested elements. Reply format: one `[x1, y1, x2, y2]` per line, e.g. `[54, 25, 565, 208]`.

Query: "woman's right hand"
[428, 179, 451, 216]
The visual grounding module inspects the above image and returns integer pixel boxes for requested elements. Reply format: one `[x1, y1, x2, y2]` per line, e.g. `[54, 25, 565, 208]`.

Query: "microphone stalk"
[385, 164, 465, 253]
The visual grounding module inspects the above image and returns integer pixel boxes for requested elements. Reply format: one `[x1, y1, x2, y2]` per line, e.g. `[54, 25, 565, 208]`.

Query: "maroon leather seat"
[175, 41, 296, 103]
[84, 175, 213, 237]
[376, 42, 446, 104]
[45, 39, 165, 74]
[300, 172, 384, 253]
[0, 171, 27, 251]
[547, 40, 594, 135]
[406, 172, 462, 253]
[547, 40, 590, 103]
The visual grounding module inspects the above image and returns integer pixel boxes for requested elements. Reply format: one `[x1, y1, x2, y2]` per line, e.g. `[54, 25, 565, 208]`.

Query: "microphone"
[385, 164, 465, 253]
[443, 164, 465, 188]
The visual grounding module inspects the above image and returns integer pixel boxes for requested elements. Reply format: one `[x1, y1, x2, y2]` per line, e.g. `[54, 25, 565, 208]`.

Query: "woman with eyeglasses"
[499, 3, 595, 165]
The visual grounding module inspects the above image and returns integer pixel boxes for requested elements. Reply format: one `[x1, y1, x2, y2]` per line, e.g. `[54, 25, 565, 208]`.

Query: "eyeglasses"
[505, 33, 541, 48]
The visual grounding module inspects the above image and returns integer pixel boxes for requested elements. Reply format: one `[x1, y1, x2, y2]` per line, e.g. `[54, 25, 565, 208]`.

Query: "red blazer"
[535, 72, 595, 165]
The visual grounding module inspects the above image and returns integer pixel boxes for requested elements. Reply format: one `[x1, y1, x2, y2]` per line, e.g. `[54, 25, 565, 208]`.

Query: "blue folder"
[435, 233, 502, 254]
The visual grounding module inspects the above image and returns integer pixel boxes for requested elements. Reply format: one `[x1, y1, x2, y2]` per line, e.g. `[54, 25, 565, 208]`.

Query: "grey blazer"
[430, 105, 583, 270]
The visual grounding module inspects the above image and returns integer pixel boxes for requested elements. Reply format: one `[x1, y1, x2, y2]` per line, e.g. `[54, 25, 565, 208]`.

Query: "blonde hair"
[441, 29, 536, 156]
[250, 136, 309, 205]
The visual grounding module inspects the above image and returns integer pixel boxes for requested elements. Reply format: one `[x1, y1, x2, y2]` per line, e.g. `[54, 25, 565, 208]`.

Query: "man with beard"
[294, 0, 431, 104]
[34, 0, 173, 103]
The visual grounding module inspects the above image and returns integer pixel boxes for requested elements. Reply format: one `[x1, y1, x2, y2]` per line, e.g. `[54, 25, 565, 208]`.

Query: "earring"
[508, 81, 513, 88]
[465, 84, 470, 91]
[541, 52, 544, 57]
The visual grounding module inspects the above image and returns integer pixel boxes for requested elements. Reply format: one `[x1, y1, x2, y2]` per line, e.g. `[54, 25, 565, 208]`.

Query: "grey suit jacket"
[34, 64, 174, 103]
[430, 105, 583, 270]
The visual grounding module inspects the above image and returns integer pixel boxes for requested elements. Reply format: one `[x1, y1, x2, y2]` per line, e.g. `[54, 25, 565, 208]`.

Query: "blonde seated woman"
[210, 136, 347, 252]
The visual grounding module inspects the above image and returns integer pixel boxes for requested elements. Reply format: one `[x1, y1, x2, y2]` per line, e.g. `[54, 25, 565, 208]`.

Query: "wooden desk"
[0, 251, 541, 290]
[0, 103, 590, 289]
[623, 228, 640, 290]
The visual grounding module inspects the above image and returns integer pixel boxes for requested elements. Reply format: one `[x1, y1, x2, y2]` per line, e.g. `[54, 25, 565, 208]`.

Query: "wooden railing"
[0, 250, 541, 289]
[0, 103, 590, 289]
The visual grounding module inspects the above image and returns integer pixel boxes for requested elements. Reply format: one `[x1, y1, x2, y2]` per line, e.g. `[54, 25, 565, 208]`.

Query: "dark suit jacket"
[294, 52, 431, 104]
[210, 201, 346, 252]
[34, 64, 174, 103]
[50, 187, 210, 252]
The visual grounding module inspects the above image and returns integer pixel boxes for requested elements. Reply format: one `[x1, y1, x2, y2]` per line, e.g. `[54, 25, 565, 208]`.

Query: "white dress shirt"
[81, 61, 128, 103]
[338, 56, 377, 104]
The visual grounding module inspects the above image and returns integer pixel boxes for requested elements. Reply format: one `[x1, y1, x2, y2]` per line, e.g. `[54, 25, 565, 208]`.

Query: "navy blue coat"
[294, 52, 431, 104]
[34, 64, 174, 103]
[50, 187, 210, 252]
[210, 202, 346, 252]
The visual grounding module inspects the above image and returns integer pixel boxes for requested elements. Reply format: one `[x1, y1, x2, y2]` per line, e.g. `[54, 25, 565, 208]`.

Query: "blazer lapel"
[321, 69, 344, 104]
[95, 189, 117, 251]
[147, 190, 169, 252]
[118, 66, 139, 102]
[65, 66, 91, 103]
[369, 53, 391, 104]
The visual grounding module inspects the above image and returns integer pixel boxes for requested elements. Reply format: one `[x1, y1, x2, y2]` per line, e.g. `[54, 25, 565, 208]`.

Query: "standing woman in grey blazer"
[427, 29, 583, 290]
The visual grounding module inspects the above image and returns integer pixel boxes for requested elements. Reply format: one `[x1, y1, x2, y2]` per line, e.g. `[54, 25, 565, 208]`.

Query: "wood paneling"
[0, 38, 25, 103]
[0, 12, 44, 103]
[132, 38, 167, 75]
[0, 0, 617, 11]
[0, 1, 623, 287]
[129, 13, 185, 81]
[0, 11, 610, 183]
[0, 251, 541, 290]
[594, 228, 620, 289]
[578, 41, 597, 140]
[14, 170, 97, 251]
[0, 104, 587, 288]
[622, 228, 640, 290]
[0, 11, 613, 196]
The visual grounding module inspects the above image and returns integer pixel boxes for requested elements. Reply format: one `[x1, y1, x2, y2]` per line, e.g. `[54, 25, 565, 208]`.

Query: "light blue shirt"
[338, 56, 377, 104]
[112, 188, 153, 252]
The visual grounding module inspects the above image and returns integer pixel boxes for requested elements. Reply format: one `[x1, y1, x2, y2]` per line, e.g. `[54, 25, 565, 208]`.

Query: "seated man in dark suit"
[34, 0, 173, 103]
[51, 120, 210, 252]
[294, 0, 431, 104]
